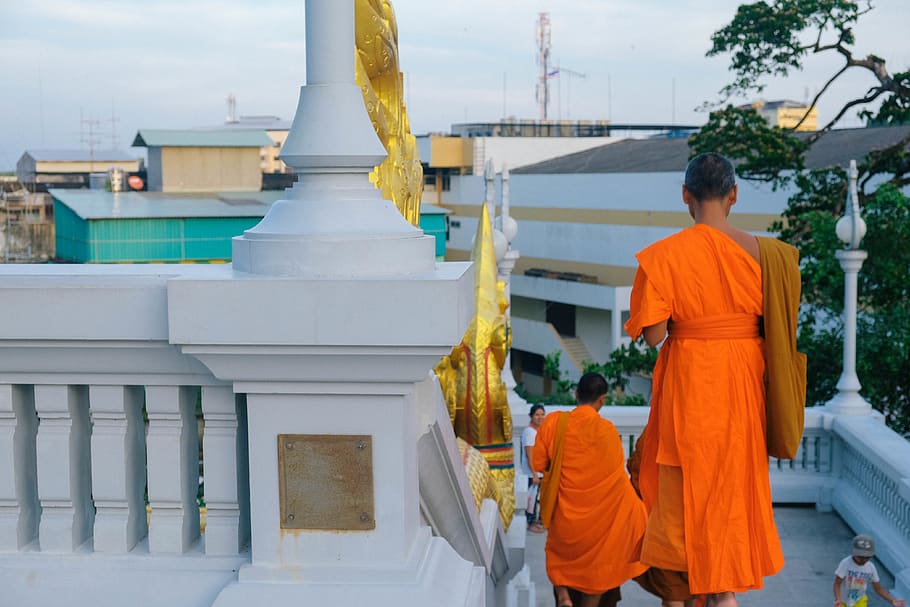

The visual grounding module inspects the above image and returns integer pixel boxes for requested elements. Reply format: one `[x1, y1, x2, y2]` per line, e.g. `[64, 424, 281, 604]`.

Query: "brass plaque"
[277, 434, 375, 531]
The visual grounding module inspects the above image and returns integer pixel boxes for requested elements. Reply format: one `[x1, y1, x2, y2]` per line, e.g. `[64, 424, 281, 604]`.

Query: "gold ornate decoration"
[355, 0, 423, 226]
[435, 204, 515, 529]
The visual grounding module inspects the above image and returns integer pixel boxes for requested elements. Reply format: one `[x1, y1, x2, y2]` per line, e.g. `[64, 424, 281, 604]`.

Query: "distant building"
[416, 119, 698, 205]
[204, 115, 293, 174]
[16, 150, 143, 190]
[743, 99, 818, 131]
[50, 189, 452, 264]
[132, 129, 274, 193]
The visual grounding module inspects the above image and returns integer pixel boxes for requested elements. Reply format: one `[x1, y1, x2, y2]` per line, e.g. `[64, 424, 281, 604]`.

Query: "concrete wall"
[472, 137, 618, 174]
[510, 295, 545, 322]
[160, 147, 262, 193]
[575, 306, 612, 363]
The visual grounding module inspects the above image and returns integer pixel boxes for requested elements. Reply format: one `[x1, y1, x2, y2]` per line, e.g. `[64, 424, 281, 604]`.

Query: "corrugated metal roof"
[24, 149, 138, 162]
[49, 189, 283, 220]
[132, 129, 274, 148]
[514, 125, 910, 174]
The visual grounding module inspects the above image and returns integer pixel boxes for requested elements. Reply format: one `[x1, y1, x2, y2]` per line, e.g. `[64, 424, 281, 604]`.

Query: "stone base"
[0, 542, 246, 607]
[211, 530, 485, 607]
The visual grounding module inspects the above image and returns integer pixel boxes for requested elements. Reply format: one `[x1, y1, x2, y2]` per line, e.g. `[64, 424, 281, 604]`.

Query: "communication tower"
[536, 12, 551, 120]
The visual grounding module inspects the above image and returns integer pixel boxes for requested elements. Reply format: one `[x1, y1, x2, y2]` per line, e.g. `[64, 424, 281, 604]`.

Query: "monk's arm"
[642, 320, 668, 347]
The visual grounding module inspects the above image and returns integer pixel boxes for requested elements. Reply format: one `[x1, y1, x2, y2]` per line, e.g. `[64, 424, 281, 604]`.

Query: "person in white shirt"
[521, 404, 546, 533]
[834, 534, 905, 607]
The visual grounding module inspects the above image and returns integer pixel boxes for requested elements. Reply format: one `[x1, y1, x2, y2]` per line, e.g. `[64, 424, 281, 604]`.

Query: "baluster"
[89, 385, 147, 553]
[0, 385, 39, 551]
[145, 386, 199, 553]
[34, 385, 93, 552]
[200, 386, 249, 555]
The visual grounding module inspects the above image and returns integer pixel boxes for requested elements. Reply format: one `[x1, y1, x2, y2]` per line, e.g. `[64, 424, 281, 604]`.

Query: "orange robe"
[533, 406, 648, 595]
[625, 224, 784, 594]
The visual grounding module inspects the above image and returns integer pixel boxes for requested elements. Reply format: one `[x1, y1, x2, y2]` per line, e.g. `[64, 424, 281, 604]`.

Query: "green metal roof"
[49, 189, 283, 220]
[132, 129, 275, 148]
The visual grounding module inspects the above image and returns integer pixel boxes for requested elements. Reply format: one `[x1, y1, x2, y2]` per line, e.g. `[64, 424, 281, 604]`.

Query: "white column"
[826, 250, 874, 415]
[498, 165, 525, 411]
[827, 160, 875, 416]
[0, 384, 39, 551]
[89, 385, 147, 553]
[34, 385, 93, 552]
[145, 385, 200, 553]
[169, 1, 482, 604]
[200, 386, 248, 555]
[231, 0, 434, 278]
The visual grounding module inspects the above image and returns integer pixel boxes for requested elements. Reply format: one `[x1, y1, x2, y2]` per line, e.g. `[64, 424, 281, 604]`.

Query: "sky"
[2, 0, 909, 172]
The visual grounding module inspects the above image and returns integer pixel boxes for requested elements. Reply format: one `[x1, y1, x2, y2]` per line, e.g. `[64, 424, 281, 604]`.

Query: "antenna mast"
[226, 93, 238, 124]
[536, 12, 551, 121]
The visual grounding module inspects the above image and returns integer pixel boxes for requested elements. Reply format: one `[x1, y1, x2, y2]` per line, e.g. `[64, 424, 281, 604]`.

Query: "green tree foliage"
[522, 340, 658, 407]
[688, 106, 806, 183]
[696, 0, 910, 433]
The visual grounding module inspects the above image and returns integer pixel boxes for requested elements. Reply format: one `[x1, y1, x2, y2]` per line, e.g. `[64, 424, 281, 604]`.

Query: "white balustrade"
[89, 385, 147, 553]
[145, 385, 200, 554]
[201, 386, 249, 555]
[0, 384, 38, 551]
[35, 384, 93, 553]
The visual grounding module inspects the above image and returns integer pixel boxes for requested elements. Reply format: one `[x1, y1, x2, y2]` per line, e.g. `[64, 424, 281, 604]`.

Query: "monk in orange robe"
[533, 372, 648, 607]
[624, 153, 788, 606]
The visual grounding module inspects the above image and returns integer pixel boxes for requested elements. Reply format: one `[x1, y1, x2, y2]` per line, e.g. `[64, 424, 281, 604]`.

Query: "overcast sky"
[2, 0, 908, 171]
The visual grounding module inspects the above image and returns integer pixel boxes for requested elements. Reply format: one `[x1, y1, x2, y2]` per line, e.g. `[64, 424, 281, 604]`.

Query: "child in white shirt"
[834, 534, 905, 607]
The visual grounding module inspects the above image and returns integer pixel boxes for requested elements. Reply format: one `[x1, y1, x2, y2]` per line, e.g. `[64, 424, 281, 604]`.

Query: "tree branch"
[806, 88, 886, 145]
[791, 63, 851, 131]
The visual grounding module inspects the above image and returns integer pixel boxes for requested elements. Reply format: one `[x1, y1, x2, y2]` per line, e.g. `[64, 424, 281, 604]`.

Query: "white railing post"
[34, 385, 93, 552]
[145, 385, 200, 553]
[89, 385, 147, 553]
[827, 160, 875, 416]
[200, 386, 249, 555]
[0, 384, 39, 551]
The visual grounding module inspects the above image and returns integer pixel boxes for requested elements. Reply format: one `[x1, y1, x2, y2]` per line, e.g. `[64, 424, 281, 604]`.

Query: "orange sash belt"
[668, 313, 760, 340]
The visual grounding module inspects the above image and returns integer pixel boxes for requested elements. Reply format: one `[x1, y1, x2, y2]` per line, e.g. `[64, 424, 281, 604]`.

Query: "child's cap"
[852, 534, 875, 557]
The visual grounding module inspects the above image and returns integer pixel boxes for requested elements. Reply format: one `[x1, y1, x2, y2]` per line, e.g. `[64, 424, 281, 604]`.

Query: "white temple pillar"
[168, 1, 480, 605]
[496, 165, 526, 413]
[826, 160, 876, 417]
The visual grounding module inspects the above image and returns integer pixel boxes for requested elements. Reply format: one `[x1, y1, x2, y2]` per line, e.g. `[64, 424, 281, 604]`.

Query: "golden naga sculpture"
[354, 0, 423, 227]
[435, 204, 515, 529]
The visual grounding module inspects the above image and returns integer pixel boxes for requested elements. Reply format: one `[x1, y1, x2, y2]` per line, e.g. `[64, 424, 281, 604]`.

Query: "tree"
[693, 0, 910, 433]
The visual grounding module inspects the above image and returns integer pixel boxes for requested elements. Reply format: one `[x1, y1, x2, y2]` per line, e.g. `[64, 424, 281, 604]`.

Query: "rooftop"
[131, 129, 275, 148]
[514, 125, 910, 174]
[22, 149, 139, 163]
[49, 189, 281, 220]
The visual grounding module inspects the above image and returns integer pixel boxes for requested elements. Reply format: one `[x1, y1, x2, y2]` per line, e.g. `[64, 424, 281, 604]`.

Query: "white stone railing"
[0, 266, 251, 606]
[513, 404, 910, 597]
[0, 263, 528, 607]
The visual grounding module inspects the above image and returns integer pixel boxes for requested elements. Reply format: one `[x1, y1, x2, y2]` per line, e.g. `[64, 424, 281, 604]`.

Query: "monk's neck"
[693, 209, 732, 231]
[576, 402, 601, 412]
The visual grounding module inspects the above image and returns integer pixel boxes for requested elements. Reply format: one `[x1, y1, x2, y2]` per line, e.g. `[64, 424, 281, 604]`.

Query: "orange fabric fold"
[533, 406, 648, 595]
[669, 313, 759, 340]
[626, 224, 784, 595]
